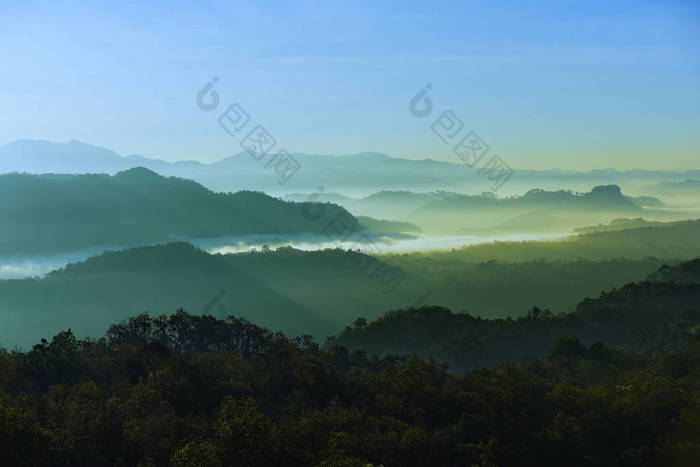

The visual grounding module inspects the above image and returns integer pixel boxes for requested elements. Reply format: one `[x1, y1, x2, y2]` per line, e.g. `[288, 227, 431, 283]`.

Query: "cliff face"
[583, 184, 641, 210]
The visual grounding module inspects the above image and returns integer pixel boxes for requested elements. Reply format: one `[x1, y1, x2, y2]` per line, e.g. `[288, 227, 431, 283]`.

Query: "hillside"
[1, 308, 699, 466]
[0, 168, 359, 255]
[641, 179, 700, 205]
[334, 258, 700, 371]
[0, 241, 683, 349]
[572, 217, 673, 234]
[285, 186, 685, 235]
[3, 139, 700, 196]
[356, 215, 422, 234]
[0, 243, 336, 348]
[408, 218, 700, 262]
[649, 258, 700, 284]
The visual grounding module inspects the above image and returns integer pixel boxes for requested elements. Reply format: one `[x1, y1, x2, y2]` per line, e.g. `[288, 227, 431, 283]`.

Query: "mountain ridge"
[3, 139, 700, 195]
[0, 168, 362, 255]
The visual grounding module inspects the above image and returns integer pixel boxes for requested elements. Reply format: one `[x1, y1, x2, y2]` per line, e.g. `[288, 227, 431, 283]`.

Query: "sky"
[0, 0, 698, 170]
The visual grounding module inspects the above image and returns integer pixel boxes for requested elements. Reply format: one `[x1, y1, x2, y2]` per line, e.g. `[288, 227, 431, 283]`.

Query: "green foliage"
[336, 259, 700, 371]
[0, 242, 680, 350]
[1, 310, 699, 465]
[412, 219, 700, 262]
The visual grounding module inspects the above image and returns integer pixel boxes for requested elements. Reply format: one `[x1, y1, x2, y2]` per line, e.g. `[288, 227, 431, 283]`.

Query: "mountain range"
[0, 167, 360, 256]
[335, 257, 700, 371]
[3, 218, 700, 349]
[2, 139, 700, 196]
[287, 185, 683, 234]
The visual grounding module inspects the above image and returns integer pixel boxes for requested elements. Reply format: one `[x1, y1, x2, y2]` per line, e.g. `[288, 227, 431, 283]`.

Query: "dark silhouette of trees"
[0, 309, 699, 466]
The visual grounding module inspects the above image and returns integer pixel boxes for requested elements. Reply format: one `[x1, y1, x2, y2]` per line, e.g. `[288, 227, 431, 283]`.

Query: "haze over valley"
[1, 139, 699, 352]
[2, 1, 699, 464]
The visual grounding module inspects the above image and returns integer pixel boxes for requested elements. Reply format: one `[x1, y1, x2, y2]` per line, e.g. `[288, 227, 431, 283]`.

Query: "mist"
[202, 232, 570, 256]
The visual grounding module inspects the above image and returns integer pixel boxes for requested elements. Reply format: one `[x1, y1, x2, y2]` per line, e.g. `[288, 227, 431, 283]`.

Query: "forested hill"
[286, 185, 684, 235]
[412, 218, 700, 262]
[294, 185, 656, 213]
[0, 243, 343, 347]
[0, 168, 360, 255]
[333, 258, 700, 371]
[0, 242, 681, 349]
[648, 258, 700, 284]
[2, 308, 700, 465]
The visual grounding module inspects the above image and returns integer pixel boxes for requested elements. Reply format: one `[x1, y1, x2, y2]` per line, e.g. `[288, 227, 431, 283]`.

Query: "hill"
[641, 179, 700, 206]
[3, 139, 700, 196]
[649, 258, 700, 284]
[1, 308, 699, 466]
[407, 218, 700, 262]
[572, 217, 674, 234]
[0, 243, 335, 348]
[0, 241, 685, 349]
[334, 258, 700, 371]
[285, 186, 685, 235]
[0, 168, 359, 255]
[356, 216, 422, 234]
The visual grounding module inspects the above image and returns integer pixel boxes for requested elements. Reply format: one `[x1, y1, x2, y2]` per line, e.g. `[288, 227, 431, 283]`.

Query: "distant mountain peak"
[343, 152, 392, 159]
[0, 139, 125, 174]
[114, 166, 161, 180]
[589, 184, 623, 197]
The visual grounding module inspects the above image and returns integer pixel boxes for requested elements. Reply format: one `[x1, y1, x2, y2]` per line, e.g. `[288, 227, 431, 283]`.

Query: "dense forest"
[0, 308, 698, 466]
[1, 258, 699, 465]
[0, 238, 689, 349]
[3, 2, 699, 465]
[403, 218, 700, 262]
[335, 258, 700, 370]
[2, 136, 699, 467]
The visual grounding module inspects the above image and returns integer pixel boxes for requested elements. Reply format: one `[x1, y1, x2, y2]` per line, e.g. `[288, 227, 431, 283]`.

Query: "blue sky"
[0, 0, 698, 169]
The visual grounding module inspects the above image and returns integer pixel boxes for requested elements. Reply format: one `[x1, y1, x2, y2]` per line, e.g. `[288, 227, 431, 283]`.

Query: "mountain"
[0, 139, 128, 173]
[422, 218, 700, 262]
[626, 195, 665, 208]
[641, 179, 700, 206]
[3, 139, 700, 196]
[333, 258, 700, 371]
[0, 242, 422, 348]
[573, 217, 676, 234]
[356, 216, 422, 234]
[0, 240, 685, 349]
[648, 258, 700, 284]
[290, 185, 673, 235]
[0, 243, 336, 348]
[0, 168, 360, 255]
[421, 185, 641, 213]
